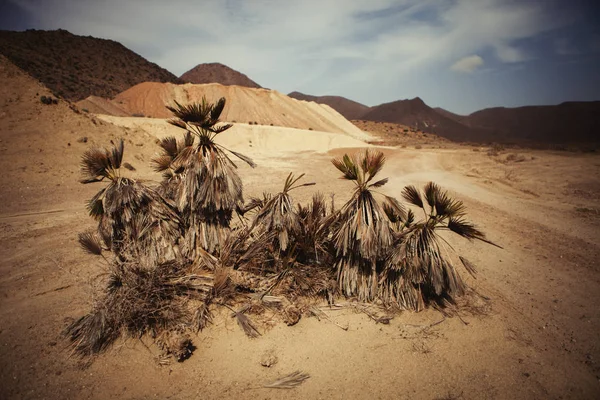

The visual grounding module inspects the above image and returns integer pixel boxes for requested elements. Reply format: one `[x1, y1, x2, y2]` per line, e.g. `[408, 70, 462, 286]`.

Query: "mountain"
[360, 97, 478, 141]
[465, 102, 600, 144]
[433, 107, 468, 124]
[288, 91, 370, 120]
[0, 29, 182, 101]
[180, 63, 261, 88]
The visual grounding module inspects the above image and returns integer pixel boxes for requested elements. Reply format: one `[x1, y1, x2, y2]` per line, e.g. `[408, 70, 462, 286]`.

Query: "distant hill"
[288, 91, 370, 120]
[465, 102, 600, 144]
[433, 107, 468, 124]
[360, 97, 478, 141]
[0, 29, 182, 101]
[180, 63, 261, 88]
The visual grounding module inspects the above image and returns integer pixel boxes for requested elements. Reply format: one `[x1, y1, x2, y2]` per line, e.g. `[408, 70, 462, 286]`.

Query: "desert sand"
[1, 55, 600, 400]
[108, 82, 371, 141]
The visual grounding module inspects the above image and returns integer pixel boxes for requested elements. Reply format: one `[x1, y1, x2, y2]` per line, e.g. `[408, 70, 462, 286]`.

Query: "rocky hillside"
[0, 29, 182, 101]
[288, 91, 370, 120]
[180, 63, 261, 88]
[466, 102, 600, 144]
[360, 97, 478, 142]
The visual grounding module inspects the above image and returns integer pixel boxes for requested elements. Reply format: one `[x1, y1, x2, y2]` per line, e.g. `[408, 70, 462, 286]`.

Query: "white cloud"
[451, 55, 484, 73]
[7, 0, 581, 111]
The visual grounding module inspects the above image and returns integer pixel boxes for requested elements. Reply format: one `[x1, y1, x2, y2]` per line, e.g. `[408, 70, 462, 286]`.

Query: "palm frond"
[158, 136, 178, 158]
[226, 148, 256, 168]
[361, 149, 385, 183]
[369, 178, 388, 188]
[209, 97, 226, 122]
[80, 148, 111, 182]
[235, 311, 261, 338]
[424, 181, 440, 209]
[78, 231, 103, 255]
[109, 139, 124, 170]
[264, 371, 310, 389]
[332, 154, 359, 181]
[459, 256, 477, 277]
[86, 189, 105, 220]
[433, 189, 465, 218]
[209, 123, 233, 134]
[402, 185, 424, 209]
[166, 99, 211, 124]
[448, 217, 502, 248]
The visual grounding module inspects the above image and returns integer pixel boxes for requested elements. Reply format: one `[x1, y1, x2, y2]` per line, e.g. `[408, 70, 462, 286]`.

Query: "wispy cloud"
[6, 0, 596, 113]
[451, 55, 484, 73]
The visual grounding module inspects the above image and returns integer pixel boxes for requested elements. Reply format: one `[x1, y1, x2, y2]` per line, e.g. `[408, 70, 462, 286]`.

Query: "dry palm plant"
[331, 149, 397, 302]
[155, 97, 255, 256]
[379, 182, 501, 310]
[65, 254, 212, 359]
[68, 96, 500, 364]
[249, 173, 315, 255]
[80, 139, 181, 263]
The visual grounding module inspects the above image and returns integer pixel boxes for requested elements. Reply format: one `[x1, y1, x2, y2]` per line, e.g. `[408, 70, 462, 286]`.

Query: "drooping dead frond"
[263, 371, 310, 389]
[447, 217, 500, 247]
[65, 259, 212, 358]
[459, 256, 477, 277]
[234, 311, 261, 338]
[78, 231, 103, 256]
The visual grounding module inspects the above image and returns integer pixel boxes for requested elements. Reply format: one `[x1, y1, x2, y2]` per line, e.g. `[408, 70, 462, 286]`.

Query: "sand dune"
[112, 82, 372, 141]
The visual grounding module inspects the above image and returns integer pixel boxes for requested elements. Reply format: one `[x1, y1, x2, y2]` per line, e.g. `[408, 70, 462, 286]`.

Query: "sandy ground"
[1, 56, 600, 399]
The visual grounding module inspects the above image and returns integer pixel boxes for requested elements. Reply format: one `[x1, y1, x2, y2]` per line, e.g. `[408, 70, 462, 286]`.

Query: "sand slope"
[112, 82, 372, 141]
[76, 95, 131, 117]
[98, 115, 371, 156]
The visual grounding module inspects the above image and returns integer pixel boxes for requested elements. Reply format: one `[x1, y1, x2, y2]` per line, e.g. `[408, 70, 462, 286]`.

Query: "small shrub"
[40, 95, 56, 105]
[308, 127, 313, 131]
[132, 113, 145, 118]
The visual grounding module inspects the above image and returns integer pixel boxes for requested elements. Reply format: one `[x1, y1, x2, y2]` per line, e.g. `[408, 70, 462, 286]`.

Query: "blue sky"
[1, 0, 599, 114]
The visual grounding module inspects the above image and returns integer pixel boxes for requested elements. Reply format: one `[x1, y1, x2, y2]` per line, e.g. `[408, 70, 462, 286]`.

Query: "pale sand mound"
[112, 82, 372, 141]
[98, 115, 371, 156]
[76, 95, 130, 117]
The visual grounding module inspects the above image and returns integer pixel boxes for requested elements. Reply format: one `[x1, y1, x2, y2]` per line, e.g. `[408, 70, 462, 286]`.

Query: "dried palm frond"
[459, 256, 477, 277]
[80, 139, 124, 183]
[65, 259, 212, 357]
[78, 230, 103, 256]
[402, 185, 424, 209]
[251, 173, 315, 253]
[263, 371, 310, 389]
[234, 311, 261, 338]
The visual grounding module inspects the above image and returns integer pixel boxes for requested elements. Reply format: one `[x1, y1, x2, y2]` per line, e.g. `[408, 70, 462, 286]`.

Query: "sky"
[1, 0, 599, 114]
